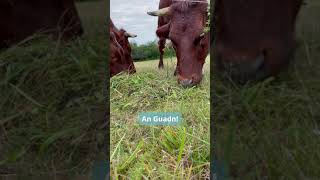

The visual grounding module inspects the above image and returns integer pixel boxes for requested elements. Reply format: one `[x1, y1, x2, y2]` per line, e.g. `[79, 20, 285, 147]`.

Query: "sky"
[110, 0, 160, 45]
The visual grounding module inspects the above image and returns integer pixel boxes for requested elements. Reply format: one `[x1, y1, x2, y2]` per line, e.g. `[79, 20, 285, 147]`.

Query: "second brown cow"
[110, 18, 137, 77]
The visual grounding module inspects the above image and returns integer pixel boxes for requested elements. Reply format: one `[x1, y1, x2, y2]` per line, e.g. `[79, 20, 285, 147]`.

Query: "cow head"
[116, 29, 137, 74]
[213, 0, 303, 83]
[148, 0, 209, 87]
[110, 31, 126, 77]
[109, 19, 137, 77]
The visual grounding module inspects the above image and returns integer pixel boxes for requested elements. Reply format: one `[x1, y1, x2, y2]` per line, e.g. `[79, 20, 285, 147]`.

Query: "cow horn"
[147, 7, 171, 17]
[125, 32, 137, 38]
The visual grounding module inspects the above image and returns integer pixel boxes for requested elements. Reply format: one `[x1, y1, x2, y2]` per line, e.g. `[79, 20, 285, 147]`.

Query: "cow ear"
[156, 23, 170, 38]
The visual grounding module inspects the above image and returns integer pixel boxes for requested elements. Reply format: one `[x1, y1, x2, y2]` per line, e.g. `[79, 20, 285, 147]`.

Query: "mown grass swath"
[213, 1, 320, 178]
[111, 58, 210, 179]
[0, 1, 107, 175]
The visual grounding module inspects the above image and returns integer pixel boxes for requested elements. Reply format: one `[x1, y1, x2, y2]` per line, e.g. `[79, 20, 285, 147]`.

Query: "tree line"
[131, 41, 175, 61]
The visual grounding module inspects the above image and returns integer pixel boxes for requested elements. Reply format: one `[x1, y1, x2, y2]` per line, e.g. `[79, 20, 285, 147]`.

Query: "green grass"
[0, 1, 107, 176]
[110, 56, 210, 179]
[213, 1, 320, 179]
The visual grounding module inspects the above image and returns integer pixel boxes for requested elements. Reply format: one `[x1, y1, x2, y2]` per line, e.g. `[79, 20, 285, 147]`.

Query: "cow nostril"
[251, 54, 265, 71]
[220, 54, 266, 83]
[180, 79, 193, 87]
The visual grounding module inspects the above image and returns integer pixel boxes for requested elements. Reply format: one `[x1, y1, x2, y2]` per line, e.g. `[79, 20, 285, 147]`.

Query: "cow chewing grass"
[213, 0, 320, 178]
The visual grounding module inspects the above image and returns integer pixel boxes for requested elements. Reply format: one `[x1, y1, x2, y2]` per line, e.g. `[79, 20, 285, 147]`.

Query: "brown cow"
[110, 18, 137, 77]
[110, 31, 126, 77]
[213, 0, 303, 83]
[147, 0, 210, 87]
[0, 0, 83, 48]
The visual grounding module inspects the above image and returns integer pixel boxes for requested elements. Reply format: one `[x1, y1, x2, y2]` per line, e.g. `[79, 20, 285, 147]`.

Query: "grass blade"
[118, 140, 144, 172]
[177, 127, 186, 163]
[10, 83, 44, 108]
[39, 128, 79, 154]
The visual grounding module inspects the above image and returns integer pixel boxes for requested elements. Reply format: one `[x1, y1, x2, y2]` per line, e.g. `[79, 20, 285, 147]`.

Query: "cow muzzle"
[219, 54, 267, 83]
[178, 75, 203, 88]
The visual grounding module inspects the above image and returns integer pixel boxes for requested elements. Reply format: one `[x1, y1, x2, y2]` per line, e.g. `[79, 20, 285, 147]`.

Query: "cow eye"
[191, 2, 198, 6]
[194, 36, 203, 45]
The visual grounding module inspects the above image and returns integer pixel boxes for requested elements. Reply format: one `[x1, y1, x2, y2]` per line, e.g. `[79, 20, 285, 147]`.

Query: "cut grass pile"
[0, 1, 107, 175]
[110, 57, 210, 179]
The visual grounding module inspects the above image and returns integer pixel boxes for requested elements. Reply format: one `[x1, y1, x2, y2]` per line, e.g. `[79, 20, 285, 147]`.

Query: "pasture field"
[110, 56, 210, 178]
[213, 1, 320, 179]
[0, 0, 107, 176]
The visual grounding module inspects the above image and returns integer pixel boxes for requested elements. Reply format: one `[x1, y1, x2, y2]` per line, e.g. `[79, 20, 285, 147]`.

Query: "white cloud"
[111, 0, 159, 44]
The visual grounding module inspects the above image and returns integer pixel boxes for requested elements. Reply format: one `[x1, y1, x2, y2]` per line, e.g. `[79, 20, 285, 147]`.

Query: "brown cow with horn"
[147, 0, 210, 87]
[213, 0, 304, 83]
[0, 0, 83, 48]
[109, 18, 137, 77]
